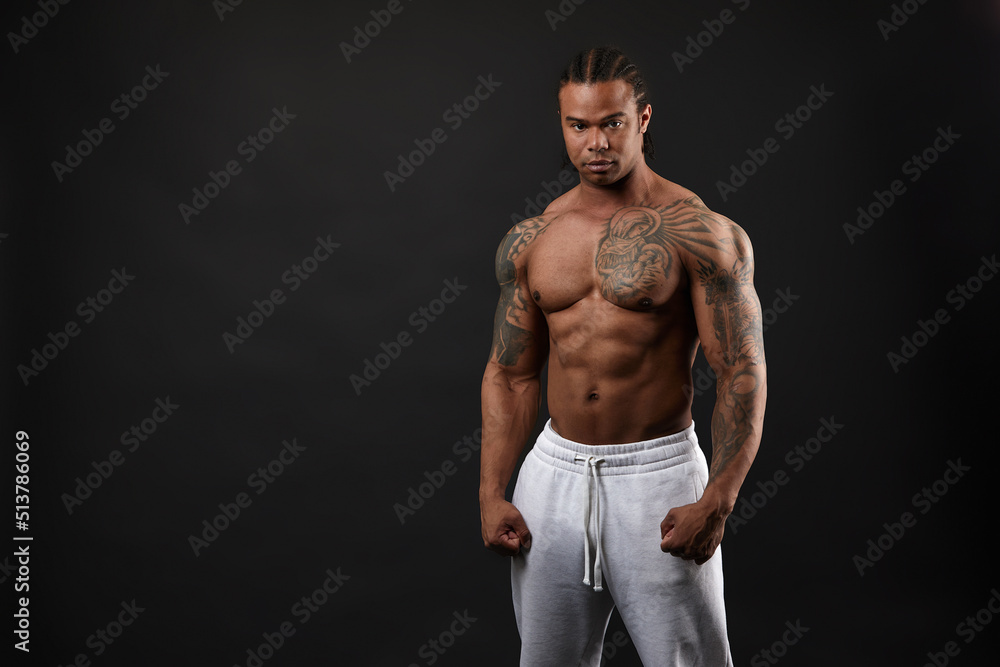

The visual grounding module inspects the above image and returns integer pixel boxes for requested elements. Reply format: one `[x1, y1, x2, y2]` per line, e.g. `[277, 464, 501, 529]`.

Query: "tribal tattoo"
[594, 197, 744, 306]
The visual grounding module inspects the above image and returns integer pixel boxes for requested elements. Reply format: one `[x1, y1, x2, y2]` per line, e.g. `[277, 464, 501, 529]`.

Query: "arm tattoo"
[690, 221, 765, 487]
[696, 257, 765, 366]
[709, 367, 763, 483]
[490, 217, 549, 366]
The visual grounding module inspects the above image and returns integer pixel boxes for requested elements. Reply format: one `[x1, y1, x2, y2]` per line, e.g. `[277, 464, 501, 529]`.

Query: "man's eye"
[571, 123, 585, 131]
[608, 120, 623, 128]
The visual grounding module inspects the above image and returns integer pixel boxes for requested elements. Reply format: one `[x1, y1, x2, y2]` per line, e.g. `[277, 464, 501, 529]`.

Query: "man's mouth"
[585, 160, 613, 173]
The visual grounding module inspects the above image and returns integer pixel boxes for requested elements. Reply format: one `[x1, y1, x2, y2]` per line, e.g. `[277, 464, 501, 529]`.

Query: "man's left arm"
[660, 217, 767, 565]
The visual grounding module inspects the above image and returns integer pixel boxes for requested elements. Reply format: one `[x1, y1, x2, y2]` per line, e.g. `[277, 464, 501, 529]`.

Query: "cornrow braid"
[557, 46, 654, 159]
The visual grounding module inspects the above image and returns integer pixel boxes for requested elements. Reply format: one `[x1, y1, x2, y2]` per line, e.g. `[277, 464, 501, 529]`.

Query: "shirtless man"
[479, 47, 767, 666]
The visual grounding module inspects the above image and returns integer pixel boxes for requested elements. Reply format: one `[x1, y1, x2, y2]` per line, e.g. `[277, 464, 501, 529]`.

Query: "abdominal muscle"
[544, 292, 700, 445]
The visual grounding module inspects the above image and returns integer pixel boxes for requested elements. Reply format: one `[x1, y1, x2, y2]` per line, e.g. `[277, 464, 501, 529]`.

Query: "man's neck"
[575, 160, 658, 214]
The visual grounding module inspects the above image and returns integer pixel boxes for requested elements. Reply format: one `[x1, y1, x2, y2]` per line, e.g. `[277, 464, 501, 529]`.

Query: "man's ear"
[639, 103, 652, 133]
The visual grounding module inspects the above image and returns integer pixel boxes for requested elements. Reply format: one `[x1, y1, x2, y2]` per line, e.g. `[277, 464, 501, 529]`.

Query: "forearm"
[479, 363, 541, 502]
[703, 364, 767, 513]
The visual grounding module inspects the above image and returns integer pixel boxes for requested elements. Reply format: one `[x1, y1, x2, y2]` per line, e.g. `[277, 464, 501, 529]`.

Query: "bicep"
[487, 219, 551, 375]
[688, 229, 765, 374]
[489, 276, 548, 373]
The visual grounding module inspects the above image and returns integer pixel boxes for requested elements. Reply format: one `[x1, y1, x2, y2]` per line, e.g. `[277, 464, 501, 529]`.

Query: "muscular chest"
[527, 205, 689, 313]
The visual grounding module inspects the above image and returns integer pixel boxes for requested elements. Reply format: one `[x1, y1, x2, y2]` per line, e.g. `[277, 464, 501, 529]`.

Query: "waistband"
[531, 418, 700, 476]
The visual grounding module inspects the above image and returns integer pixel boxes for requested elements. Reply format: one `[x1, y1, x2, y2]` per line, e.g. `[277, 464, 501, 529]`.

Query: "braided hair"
[557, 46, 654, 159]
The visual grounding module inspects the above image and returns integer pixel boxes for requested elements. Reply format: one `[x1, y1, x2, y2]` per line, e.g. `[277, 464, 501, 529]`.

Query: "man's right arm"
[479, 217, 549, 556]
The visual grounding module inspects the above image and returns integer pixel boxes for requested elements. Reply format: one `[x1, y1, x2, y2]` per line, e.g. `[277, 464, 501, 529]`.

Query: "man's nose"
[587, 128, 608, 152]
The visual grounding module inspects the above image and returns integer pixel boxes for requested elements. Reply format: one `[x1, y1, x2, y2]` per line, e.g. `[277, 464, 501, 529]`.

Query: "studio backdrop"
[3, 0, 999, 665]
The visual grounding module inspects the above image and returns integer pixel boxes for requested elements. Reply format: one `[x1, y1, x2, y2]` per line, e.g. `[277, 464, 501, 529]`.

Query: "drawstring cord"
[574, 454, 606, 592]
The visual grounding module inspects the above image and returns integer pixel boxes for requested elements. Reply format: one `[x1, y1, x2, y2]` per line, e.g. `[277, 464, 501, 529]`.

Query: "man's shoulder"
[648, 188, 753, 265]
[502, 214, 553, 239]
[670, 193, 749, 239]
[494, 214, 555, 280]
[497, 216, 553, 257]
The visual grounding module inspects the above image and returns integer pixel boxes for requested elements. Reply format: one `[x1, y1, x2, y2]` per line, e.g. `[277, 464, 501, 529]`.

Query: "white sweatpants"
[511, 419, 733, 666]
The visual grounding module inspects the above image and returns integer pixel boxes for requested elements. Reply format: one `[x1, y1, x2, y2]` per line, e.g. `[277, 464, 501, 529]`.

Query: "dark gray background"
[3, 0, 999, 665]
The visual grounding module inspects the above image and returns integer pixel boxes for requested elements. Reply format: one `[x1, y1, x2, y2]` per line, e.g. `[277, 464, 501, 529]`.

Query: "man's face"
[558, 80, 651, 186]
